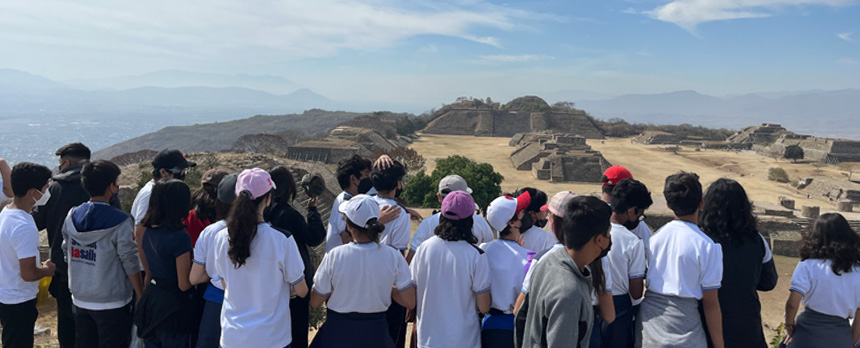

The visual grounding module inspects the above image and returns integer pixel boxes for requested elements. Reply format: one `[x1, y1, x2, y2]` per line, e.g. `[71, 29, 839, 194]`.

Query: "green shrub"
[768, 167, 790, 183]
[402, 155, 503, 210]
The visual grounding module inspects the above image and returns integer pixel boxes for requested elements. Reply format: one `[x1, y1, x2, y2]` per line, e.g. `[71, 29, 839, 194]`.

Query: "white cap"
[438, 175, 472, 197]
[338, 194, 381, 228]
[486, 196, 517, 232]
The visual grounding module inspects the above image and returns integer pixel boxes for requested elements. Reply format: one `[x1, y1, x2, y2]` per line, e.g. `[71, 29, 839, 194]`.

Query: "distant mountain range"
[65, 70, 302, 95]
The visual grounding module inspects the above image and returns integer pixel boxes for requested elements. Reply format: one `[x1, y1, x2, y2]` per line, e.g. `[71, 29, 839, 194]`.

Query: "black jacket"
[264, 200, 326, 288]
[32, 164, 121, 290]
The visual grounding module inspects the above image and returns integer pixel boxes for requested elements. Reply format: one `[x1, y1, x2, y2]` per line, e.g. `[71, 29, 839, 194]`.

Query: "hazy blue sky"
[1, 0, 858, 104]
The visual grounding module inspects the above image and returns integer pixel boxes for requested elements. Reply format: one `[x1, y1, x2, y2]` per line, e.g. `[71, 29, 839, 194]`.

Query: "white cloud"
[623, 7, 640, 14]
[469, 54, 555, 65]
[646, 0, 854, 32]
[837, 32, 855, 42]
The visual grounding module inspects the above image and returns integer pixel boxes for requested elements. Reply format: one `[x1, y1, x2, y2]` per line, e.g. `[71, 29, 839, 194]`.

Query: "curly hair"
[663, 171, 702, 217]
[700, 178, 757, 246]
[800, 213, 860, 275]
[435, 215, 476, 244]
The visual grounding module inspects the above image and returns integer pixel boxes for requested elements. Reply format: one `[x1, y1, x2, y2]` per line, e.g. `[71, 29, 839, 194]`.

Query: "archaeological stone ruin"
[509, 132, 611, 183]
[287, 126, 411, 164]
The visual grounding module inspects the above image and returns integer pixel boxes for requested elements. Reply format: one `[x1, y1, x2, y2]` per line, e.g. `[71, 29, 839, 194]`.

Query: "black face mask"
[534, 219, 548, 228]
[173, 171, 186, 181]
[598, 238, 612, 259]
[520, 213, 534, 232]
[357, 178, 373, 194]
[395, 188, 403, 199]
[622, 219, 640, 231]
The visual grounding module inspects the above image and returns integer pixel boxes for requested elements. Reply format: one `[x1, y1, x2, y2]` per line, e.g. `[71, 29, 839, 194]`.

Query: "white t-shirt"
[411, 236, 491, 348]
[313, 242, 413, 313]
[632, 220, 653, 264]
[520, 226, 557, 253]
[790, 259, 860, 319]
[373, 196, 411, 251]
[520, 244, 612, 306]
[192, 220, 227, 289]
[410, 213, 494, 252]
[646, 220, 723, 300]
[479, 239, 530, 314]
[325, 191, 351, 253]
[606, 223, 647, 298]
[0, 208, 41, 304]
[214, 223, 305, 348]
[130, 180, 155, 225]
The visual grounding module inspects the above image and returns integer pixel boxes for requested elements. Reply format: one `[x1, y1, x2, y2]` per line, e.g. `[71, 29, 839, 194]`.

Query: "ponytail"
[346, 218, 385, 243]
[226, 191, 267, 268]
[589, 257, 607, 294]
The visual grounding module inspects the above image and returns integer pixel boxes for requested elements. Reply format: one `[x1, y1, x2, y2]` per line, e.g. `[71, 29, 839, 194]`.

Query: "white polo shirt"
[520, 244, 612, 306]
[130, 180, 155, 225]
[606, 223, 647, 298]
[313, 242, 413, 313]
[411, 236, 491, 348]
[646, 220, 723, 300]
[632, 220, 653, 263]
[521, 226, 557, 253]
[372, 196, 411, 251]
[409, 213, 494, 252]
[0, 208, 41, 305]
[479, 239, 530, 314]
[790, 259, 860, 319]
[214, 223, 305, 348]
[325, 191, 352, 253]
[192, 219, 227, 290]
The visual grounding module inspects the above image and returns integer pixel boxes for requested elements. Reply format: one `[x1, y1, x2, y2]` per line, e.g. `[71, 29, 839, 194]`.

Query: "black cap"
[217, 173, 239, 204]
[152, 149, 196, 170]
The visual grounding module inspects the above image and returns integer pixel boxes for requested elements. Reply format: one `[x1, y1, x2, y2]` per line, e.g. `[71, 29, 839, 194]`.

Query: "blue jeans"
[195, 300, 221, 348]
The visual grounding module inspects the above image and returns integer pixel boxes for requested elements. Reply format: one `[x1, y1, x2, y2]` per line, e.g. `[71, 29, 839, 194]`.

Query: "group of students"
[0, 144, 859, 348]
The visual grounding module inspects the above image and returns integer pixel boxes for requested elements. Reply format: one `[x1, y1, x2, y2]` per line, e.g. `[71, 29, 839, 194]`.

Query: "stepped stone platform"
[509, 133, 611, 183]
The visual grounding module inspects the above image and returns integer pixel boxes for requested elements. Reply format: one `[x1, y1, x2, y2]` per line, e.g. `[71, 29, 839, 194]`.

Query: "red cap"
[514, 191, 531, 214]
[602, 166, 633, 186]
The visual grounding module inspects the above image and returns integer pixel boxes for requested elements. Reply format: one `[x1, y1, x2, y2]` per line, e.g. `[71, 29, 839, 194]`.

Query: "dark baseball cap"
[152, 149, 196, 169]
[217, 173, 239, 204]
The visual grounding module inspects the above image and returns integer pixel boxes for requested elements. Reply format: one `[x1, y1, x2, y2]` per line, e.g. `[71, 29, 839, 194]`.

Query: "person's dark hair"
[370, 160, 406, 192]
[562, 196, 612, 250]
[345, 218, 386, 243]
[141, 179, 190, 230]
[55, 142, 91, 164]
[81, 160, 121, 198]
[610, 179, 653, 214]
[435, 215, 476, 244]
[590, 257, 607, 294]
[10, 162, 52, 197]
[335, 155, 372, 190]
[601, 179, 614, 196]
[214, 200, 232, 222]
[190, 187, 217, 223]
[550, 214, 565, 244]
[152, 168, 163, 180]
[226, 191, 270, 268]
[269, 166, 297, 203]
[701, 178, 757, 246]
[514, 187, 547, 212]
[663, 171, 702, 217]
[499, 213, 520, 238]
[800, 213, 860, 275]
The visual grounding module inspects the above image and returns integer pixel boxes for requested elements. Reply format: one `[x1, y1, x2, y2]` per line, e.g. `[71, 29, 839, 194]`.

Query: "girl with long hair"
[213, 168, 308, 348]
[308, 194, 415, 348]
[701, 178, 778, 348]
[784, 213, 860, 347]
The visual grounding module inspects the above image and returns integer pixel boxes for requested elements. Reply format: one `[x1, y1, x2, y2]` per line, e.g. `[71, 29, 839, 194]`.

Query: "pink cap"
[235, 168, 277, 199]
[441, 191, 475, 221]
[548, 191, 577, 217]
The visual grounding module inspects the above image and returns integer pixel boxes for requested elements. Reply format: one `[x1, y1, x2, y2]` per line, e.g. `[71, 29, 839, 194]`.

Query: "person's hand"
[405, 308, 416, 322]
[307, 197, 319, 208]
[374, 155, 394, 170]
[783, 323, 795, 344]
[517, 234, 525, 247]
[42, 259, 56, 276]
[406, 208, 423, 222]
[379, 205, 401, 224]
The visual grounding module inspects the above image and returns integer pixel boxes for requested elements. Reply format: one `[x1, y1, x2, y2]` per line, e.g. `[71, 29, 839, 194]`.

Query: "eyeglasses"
[167, 168, 187, 175]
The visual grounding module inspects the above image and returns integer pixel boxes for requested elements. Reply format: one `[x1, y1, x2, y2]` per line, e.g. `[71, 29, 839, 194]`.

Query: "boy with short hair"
[62, 160, 143, 348]
[515, 188, 557, 253]
[0, 162, 57, 348]
[516, 195, 612, 348]
[638, 172, 724, 348]
[325, 155, 373, 252]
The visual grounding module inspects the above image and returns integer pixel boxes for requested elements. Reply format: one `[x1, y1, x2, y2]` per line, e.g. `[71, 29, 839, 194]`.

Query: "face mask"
[519, 212, 534, 232]
[598, 238, 612, 259]
[534, 219, 548, 228]
[622, 219, 640, 231]
[395, 188, 403, 199]
[173, 171, 186, 181]
[34, 189, 51, 207]
[357, 177, 373, 194]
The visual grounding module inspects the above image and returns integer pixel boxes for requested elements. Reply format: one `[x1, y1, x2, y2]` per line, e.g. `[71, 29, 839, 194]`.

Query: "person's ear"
[437, 193, 442, 203]
[159, 168, 170, 179]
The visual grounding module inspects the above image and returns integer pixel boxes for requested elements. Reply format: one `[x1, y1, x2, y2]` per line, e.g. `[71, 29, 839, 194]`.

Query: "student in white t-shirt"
[603, 178, 652, 348]
[480, 194, 532, 348]
[0, 158, 12, 201]
[784, 213, 860, 347]
[638, 172, 724, 348]
[309, 194, 415, 348]
[411, 191, 492, 348]
[513, 188, 556, 253]
[213, 168, 307, 348]
[406, 175, 494, 263]
[601, 166, 653, 263]
[0, 162, 56, 348]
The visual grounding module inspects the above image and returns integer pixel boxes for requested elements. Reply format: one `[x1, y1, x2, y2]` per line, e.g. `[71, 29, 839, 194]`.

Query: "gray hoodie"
[61, 202, 140, 307]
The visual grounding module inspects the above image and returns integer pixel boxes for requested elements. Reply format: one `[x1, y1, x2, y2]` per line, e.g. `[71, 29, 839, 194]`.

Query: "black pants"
[75, 302, 134, 348]
[386, 302, 407, 348]
[51, 275, 77, 348]
[291, 293, 310, 348]
[195, 300, 221, 348]
[602, 294, 634, 348]
[0, 298, 39, 348]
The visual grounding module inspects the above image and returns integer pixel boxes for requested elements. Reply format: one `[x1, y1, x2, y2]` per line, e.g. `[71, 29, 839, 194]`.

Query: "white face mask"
[34, 189, 51, 207]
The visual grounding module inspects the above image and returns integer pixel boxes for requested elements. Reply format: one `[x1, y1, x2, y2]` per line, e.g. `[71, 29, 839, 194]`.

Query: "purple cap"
[235, 168, 277, 199]
[441, 191, 475, 221]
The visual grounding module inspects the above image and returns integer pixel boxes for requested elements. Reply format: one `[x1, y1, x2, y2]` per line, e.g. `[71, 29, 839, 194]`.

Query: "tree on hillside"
[768, 167, 790, 183]
[784, 145, 804, 163]
[552, 101, 576, 111]
[839, 163, 858, 181]
[371, 147, 425, 174]
[404, 155, 504, 210]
